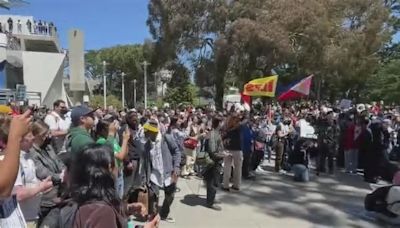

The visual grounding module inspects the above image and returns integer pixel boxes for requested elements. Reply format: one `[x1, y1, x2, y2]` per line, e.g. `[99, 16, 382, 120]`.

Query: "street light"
[121, 72, 126, 108]
[102, 60, 107, 109]
[133, 79, 137, 108]
[141, 61, 150, 109]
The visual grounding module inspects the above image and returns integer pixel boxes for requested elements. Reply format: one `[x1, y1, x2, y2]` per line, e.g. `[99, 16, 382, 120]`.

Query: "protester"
[241, 118, 254, 179]
[204, 117, 225, 210]
[71, 144, 159, 228]
[0, 111, 32, 197]
[315, 111, 338, 175]
[12, 126, 54, 227]
[30, 120, 66, 224]
[343, 115, 358, 174]
[222, 114, 243, 191]
[96, 119, 130, 199]
[44, 100, 70, 154]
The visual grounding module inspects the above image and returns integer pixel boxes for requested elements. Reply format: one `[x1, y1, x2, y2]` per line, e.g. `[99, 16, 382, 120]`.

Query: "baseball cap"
[0, 105, 12, 114]
[71, 106, 95, 126]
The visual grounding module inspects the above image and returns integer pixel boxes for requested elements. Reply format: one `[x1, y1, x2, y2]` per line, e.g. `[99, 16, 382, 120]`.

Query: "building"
[0, 14, 67, 106]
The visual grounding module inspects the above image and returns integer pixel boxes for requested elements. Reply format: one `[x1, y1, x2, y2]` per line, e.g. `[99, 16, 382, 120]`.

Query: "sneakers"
[207, 204, 222, 211]
[161, 217, 176, 223]
[221, 187, 230, 192]
[231, 186, 240, 191]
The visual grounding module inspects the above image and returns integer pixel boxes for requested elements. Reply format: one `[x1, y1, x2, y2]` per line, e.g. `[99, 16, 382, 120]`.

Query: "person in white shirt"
[44, 100, 71, 154]
[13, 130, 53, 228]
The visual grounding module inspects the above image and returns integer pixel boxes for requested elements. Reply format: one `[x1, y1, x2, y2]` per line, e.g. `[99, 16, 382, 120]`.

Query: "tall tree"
[85, 44, 154, 107]
[147, 0, 395, 107]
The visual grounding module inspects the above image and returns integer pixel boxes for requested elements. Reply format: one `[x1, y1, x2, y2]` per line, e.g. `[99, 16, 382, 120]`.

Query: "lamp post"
[133, 79, 137, 108]
[141, 61, 150, 109]
[121, 72, 126, 108]
[102, 60, 107, 109]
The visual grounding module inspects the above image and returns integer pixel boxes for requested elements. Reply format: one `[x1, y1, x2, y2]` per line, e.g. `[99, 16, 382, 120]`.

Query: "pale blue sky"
[0, 0, 150, 50]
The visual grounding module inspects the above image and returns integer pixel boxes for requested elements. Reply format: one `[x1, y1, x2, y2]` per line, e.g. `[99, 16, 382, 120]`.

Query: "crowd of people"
[0, 17, 56, 36]
[0, 98, 400, 227]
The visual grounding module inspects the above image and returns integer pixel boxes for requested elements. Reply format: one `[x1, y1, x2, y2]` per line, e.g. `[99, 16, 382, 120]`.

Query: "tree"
[148, 0, 395, 106]
[85, 44, 154, 107]
[163, 61, 195, 106]
[89, 95, 123, 110]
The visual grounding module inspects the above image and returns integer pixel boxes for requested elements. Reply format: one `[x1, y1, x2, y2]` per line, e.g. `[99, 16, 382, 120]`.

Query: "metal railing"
[0, 89, 41, 104]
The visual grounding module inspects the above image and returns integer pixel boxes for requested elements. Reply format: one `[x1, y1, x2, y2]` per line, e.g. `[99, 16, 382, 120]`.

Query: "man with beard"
[119, 110, 140, 195]
[44, 100, 71, 154]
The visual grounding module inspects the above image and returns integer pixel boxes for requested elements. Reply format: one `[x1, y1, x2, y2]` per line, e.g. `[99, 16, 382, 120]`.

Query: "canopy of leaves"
[147, 0, 397, 107]
[90, 95, 123, 110]
[85, 44, 153, 107]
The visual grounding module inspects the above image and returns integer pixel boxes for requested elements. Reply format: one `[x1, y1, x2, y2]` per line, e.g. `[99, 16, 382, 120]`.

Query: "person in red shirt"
[343, 116, 358, 174]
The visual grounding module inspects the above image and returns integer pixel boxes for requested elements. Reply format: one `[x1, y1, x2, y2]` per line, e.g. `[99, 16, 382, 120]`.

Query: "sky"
[0, 0, 151, 50]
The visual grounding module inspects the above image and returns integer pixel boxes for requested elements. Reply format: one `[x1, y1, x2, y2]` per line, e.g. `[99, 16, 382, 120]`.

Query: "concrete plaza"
[157, 162, 392, 228]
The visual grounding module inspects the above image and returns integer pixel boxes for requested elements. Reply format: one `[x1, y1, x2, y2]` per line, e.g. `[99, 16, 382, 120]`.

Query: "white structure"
[0, 15, 66, 106]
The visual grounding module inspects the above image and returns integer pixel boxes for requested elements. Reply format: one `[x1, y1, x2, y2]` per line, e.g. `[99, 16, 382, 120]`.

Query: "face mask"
[60, 109, 68, 115]
[41, 136, 52, 149]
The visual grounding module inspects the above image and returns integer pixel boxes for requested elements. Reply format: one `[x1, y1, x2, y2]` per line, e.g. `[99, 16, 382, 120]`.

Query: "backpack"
[39, 200, 78, 228]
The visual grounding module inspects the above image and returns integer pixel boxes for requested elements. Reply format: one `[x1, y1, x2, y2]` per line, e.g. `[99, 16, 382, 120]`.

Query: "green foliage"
[164, 85, 195, 107]
[148, 0, 398, 106]
[90, 95, 123, 110]
[363, 59, 400, 103]
[86, 44, 154, 107]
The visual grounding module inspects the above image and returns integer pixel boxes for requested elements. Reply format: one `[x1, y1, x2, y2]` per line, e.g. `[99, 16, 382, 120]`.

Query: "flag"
[240, 92, 251, 111]
[278, 75, 313, 101]
[243, 75, 278, 97]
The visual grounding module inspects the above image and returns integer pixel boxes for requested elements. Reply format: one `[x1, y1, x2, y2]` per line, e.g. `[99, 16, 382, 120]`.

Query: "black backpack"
[39, 200, 78, 228]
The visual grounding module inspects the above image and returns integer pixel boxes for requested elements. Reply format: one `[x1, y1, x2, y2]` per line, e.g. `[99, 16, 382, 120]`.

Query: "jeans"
[159, 183, 176, 219]
[115, 169, 124, 199]
[204, 165, 221, 206]
[344, 149, 358, 173]
[317, 144, 335, 174]
[292, 164, 309, 182]
[223, 150, 243, 189]
[242, 152, 252, 178]
[275, 141, 284, 172]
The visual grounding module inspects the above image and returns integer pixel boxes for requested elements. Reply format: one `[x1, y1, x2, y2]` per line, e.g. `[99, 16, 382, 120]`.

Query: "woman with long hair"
[30, 120, 65, 224]
[71, 144, 159, 228]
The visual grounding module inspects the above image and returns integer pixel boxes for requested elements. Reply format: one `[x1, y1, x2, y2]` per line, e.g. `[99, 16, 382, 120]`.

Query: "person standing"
[26, 20, 32, 33]
[241, 118, 254, 179]
[222, 114, 243, 191]
[316, 111, 338, 175]
[17, 20, 22, 33]
[343, 116, 358, 174]
[69, 106, 115, 154]
[204, 117, 225, 210]
[44, 100, 70, 154]
[274, 121, 288, 172]
[29, 120, 65, 225]
[7, 18, 13, 33]
[13, 128, 54, 227]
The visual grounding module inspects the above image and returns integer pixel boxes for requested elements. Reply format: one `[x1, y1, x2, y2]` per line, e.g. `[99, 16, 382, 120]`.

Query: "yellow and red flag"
[243, 75, 278, 97]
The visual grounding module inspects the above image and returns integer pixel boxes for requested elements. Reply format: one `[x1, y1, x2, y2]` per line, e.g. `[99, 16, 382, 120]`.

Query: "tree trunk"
[214, 39, 231, 110]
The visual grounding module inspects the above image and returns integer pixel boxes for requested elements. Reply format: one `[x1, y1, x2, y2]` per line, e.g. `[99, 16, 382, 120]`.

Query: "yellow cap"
[0, 105, 12, 114]
[143, 123, 159, 133]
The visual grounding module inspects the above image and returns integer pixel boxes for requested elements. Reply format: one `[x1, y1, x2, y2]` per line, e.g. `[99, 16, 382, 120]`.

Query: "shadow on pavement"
[180, 194, 208, 208]
[216, 162, 384, 227]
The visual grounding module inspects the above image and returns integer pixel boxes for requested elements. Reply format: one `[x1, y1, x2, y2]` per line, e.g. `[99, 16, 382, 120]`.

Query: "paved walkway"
[154, 162, 393, 228]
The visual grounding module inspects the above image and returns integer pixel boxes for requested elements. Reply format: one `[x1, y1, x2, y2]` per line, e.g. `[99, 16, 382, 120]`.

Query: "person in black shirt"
[222, 113, 243, 191]
[26, 20, 32, 33]
[7, 17, 13, 33]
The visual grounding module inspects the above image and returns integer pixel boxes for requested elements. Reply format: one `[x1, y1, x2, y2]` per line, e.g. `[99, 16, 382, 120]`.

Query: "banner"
[243, 75, 278, 97]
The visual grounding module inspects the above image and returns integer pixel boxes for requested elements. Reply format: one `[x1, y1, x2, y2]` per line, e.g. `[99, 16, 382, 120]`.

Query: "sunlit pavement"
[156, 161, 392, 228]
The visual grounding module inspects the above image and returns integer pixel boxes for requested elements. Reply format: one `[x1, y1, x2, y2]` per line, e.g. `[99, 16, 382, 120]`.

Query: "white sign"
[298, 119, 317, 139]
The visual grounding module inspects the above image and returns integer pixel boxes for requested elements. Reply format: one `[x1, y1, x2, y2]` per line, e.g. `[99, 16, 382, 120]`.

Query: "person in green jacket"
[69, 106, 116, 154]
